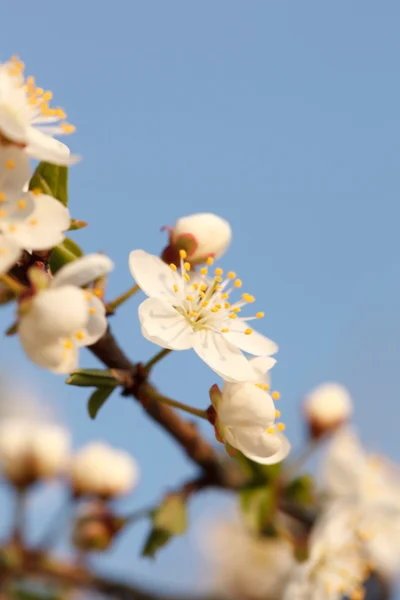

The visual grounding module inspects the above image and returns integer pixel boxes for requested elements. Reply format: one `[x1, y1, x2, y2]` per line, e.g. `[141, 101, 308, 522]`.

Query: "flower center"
[169, 251, 265, 336]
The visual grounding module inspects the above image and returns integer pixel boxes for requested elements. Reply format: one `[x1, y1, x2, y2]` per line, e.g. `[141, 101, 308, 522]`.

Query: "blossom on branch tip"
[18, 254, 114, 373]
[0, 56, 79, 165]
[209, 357, 290, 464]
[304, 382, 353, 439]
[162, 213, 232, 266]
[129, 249, 278, 382]
[69, 442, 139, 499]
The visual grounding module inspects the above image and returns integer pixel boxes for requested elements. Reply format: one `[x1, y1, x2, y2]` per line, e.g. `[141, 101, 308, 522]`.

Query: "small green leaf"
[285, 475, 314, 505]
[49, 238, 83, 273]
[153, 494, 187, 535]
[66, 369, 119, 389]
[69, 219, 88, 231]
[5, 322, 18, 336]
[88, 387, 114, 419]
[235, 452, 282, 484]
[239, 486, 275, 534]
[141, 528, 172, 558]
[29, 162, 68, 206]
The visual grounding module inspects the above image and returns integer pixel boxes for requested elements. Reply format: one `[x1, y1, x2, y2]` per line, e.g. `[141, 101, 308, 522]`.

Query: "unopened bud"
[304, 383, 353, 439]
[72, 500, 124, 552]
[162, 213, 231, 266]
[0, 419, 70, 488]
[69, 442, 138, 499]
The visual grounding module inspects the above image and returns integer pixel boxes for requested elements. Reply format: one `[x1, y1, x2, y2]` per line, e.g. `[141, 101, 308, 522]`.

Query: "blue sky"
[2, 1, 400, 596]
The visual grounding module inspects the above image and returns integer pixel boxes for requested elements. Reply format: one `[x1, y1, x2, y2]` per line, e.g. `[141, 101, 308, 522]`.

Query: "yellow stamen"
[189, 311, 197, 317]
[221, 328, 229, 333]
[61, 123, 76, 134]
[256, 312, 264, 318]
[221, 292, 229, 299]
[244, 328, 252, 335]
[17, 199, 27, 210]
[169, 263, 177, 271]
[0, 193, 5, 202]
[211, 306, 220, 313]
[29, 218, 38, 226]
[214, 275, 222, 283]
[232, 307, 241, 313]
[89, 307, 96, 315]
[173, 284, 179, 293]
[186, 295, 194, 301]
[277, 423, 286, 432]
[75, 331, 85, 341]
[200, 283, 207, 291]
[179, 249, 187, 259]
[228, 313, 237, 319]
[184, 261, 191, 271]
[227, 271, 236, 279]
[183, 273, 190, 281]
[5, 160, 15, 170]
[275, 410, 281, 418]
[93, 289, 102, 297]
[8, 225, 16, 233]
[214, 267, 223, 276]
[202, 300, 209, 307]
[64, 340, 73, 350]
[272, 391, 281, 401]
[200, 267, 208, 276]
[193, 283, 199, 290]
[234, 279, 242, 288]
[31, 187, 42, 196]
[224, 302, 230, 309]
[206, 256, 214, 265]
[267, 427, 275, 434]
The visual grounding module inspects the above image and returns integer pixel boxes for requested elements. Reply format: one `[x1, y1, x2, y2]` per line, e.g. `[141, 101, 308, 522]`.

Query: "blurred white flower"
[72, 500, 122, 552]
[18, 254, 113, 373]
[0, 146, 70, 251]
[304, 383, 353, 438]
[0, 418, 70, 487]
[0, 234, 20, 274]
[210, 357, 290, 464]
[167, 213, 231, 265]
[322, 428, 400, 579]
[70, 442, 138, 498]
[201, 516, 295, 600]
[129, 249, 277, 382]
[283, 505, 368, 600]
[0, 56, 78, 165]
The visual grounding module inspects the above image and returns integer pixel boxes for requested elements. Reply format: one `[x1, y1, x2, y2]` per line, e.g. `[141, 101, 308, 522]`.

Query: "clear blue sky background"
[1, 1, 400, 597]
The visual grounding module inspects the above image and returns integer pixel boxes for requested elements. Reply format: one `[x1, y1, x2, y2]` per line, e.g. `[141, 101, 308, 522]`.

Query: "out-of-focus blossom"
[129, 249, 277, 382]
[72, 500, 124, 552]
[69, 442, 138, 499]
[304, 383, 353, 438]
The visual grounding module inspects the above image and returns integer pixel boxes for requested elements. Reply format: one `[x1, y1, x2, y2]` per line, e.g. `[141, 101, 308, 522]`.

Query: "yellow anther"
[202, 300, 209, 307]
[184, 261, 191, 271]
[214, 267, 223, 276]
[42, 91, 53, 101]
[36, 87, 44, 95]
[275, 410, 281, 418]
[220, 293, 228, 300]
[221, 328, 229, 333]
[214, 304, 221, 309]
[8, 225, 16, 233]
[55, 108, 67, 119]
[0, 209, 7, 219]
[0, 193, 5, 202]
[224, 302, 230, 309]
[227, 271, 236, 279]
[31, 187, 42, 196]
[242, 293, 255, 303]
[26, 76, 35, 86]
[75, 331, 85, 341]
[214, 276, 223, 283]
[272, 391, 281, 401]
[5, 160, 15, 170]
[186, 295, 194, 301]
[179, 249, 187, 259]
[206, 256, 214, 265]
[256, 383, 270, 391]
[29, 218, 38, 226]
[232, 307, 241, 313]
[183, 273, 190, 282]
[277, 423, 286, 432]
[173, 284, 179, 293]
[61, 123, 76, 134]
[169, 263, 177, 271]
[193, 283, 199, 290]
[93, 288, 102, 297]
[267, 427, 275, 434]
[234, 279, 242, 288]
[228, 313, 237, 319]
[244, 328, 253, 335]
[216, 284, 222, 290]
[89, 307, 96, 315]
[17, 199, 27, 210]
[256, 312, 264, 319]
[200, 267, 208, 276]
[64, 340, 73, 350]
[211, 306, 220, 313]
[189, 311, 197, 317]
[200, 291, 206, 299]
[200, 283, 207, 291]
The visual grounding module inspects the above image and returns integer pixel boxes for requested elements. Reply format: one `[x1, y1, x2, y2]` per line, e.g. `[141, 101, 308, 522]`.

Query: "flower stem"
[144, 348, 172, 372]
[0, 274, 25, 295]
[12, 489, 26, 545]
[106, 284, 140, 312]
[144, 387, 207, 420]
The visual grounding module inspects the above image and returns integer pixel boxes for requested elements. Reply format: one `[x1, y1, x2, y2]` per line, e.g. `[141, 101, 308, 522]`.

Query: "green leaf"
[239, 486, 275, 534]
[235, 452, 282, 485]
[66, 369, 119, 389]
[141, 528, 172, 558]
[29, 162, 68, 206]
[88, 387, 114, 419]
[284, 475, 314, 505]
[69, 218, 88, 231]
[49, 238, 83, 273]
[153, 494, 187, 535]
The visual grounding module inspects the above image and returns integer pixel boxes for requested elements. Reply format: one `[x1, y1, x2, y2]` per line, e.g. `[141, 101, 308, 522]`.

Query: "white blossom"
[129, 250, 278, 382]
[322, 428, 400, 579]
[203, 516, 295, 600]
[0, 56, 78, 165]
[210, 357, 290, 464]
[0, 418, 70, 486]
[168, 213, 231, 264]
[283, 505, 368, 600]
[70, 442, 139, 498]
[0, 146, 70, 250]
[0, 234, 20, 274]
[18, 254, 113, 373]
[304, 382, 353, 437]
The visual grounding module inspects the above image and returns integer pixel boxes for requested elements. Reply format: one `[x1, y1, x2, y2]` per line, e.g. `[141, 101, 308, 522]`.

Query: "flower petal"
[52, 254, 114, 289]
[0, 235, 21, 273]
[249, 356, 276, 384]
[8, 194, 70, 251]
[77, 293, 107, 346]
[219, 383, 275, 427]
[193, 330, 258, 382]
[139, 297, 196, 350]
[19, 318, 79, 373]
[224, 321, 278, 356]
[0, 146, 31, 191]
[25, 128, 80, 166]
[129, 249, 181, 302]
[323, 428, 368, 498]
[224, 426, 290, 465]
